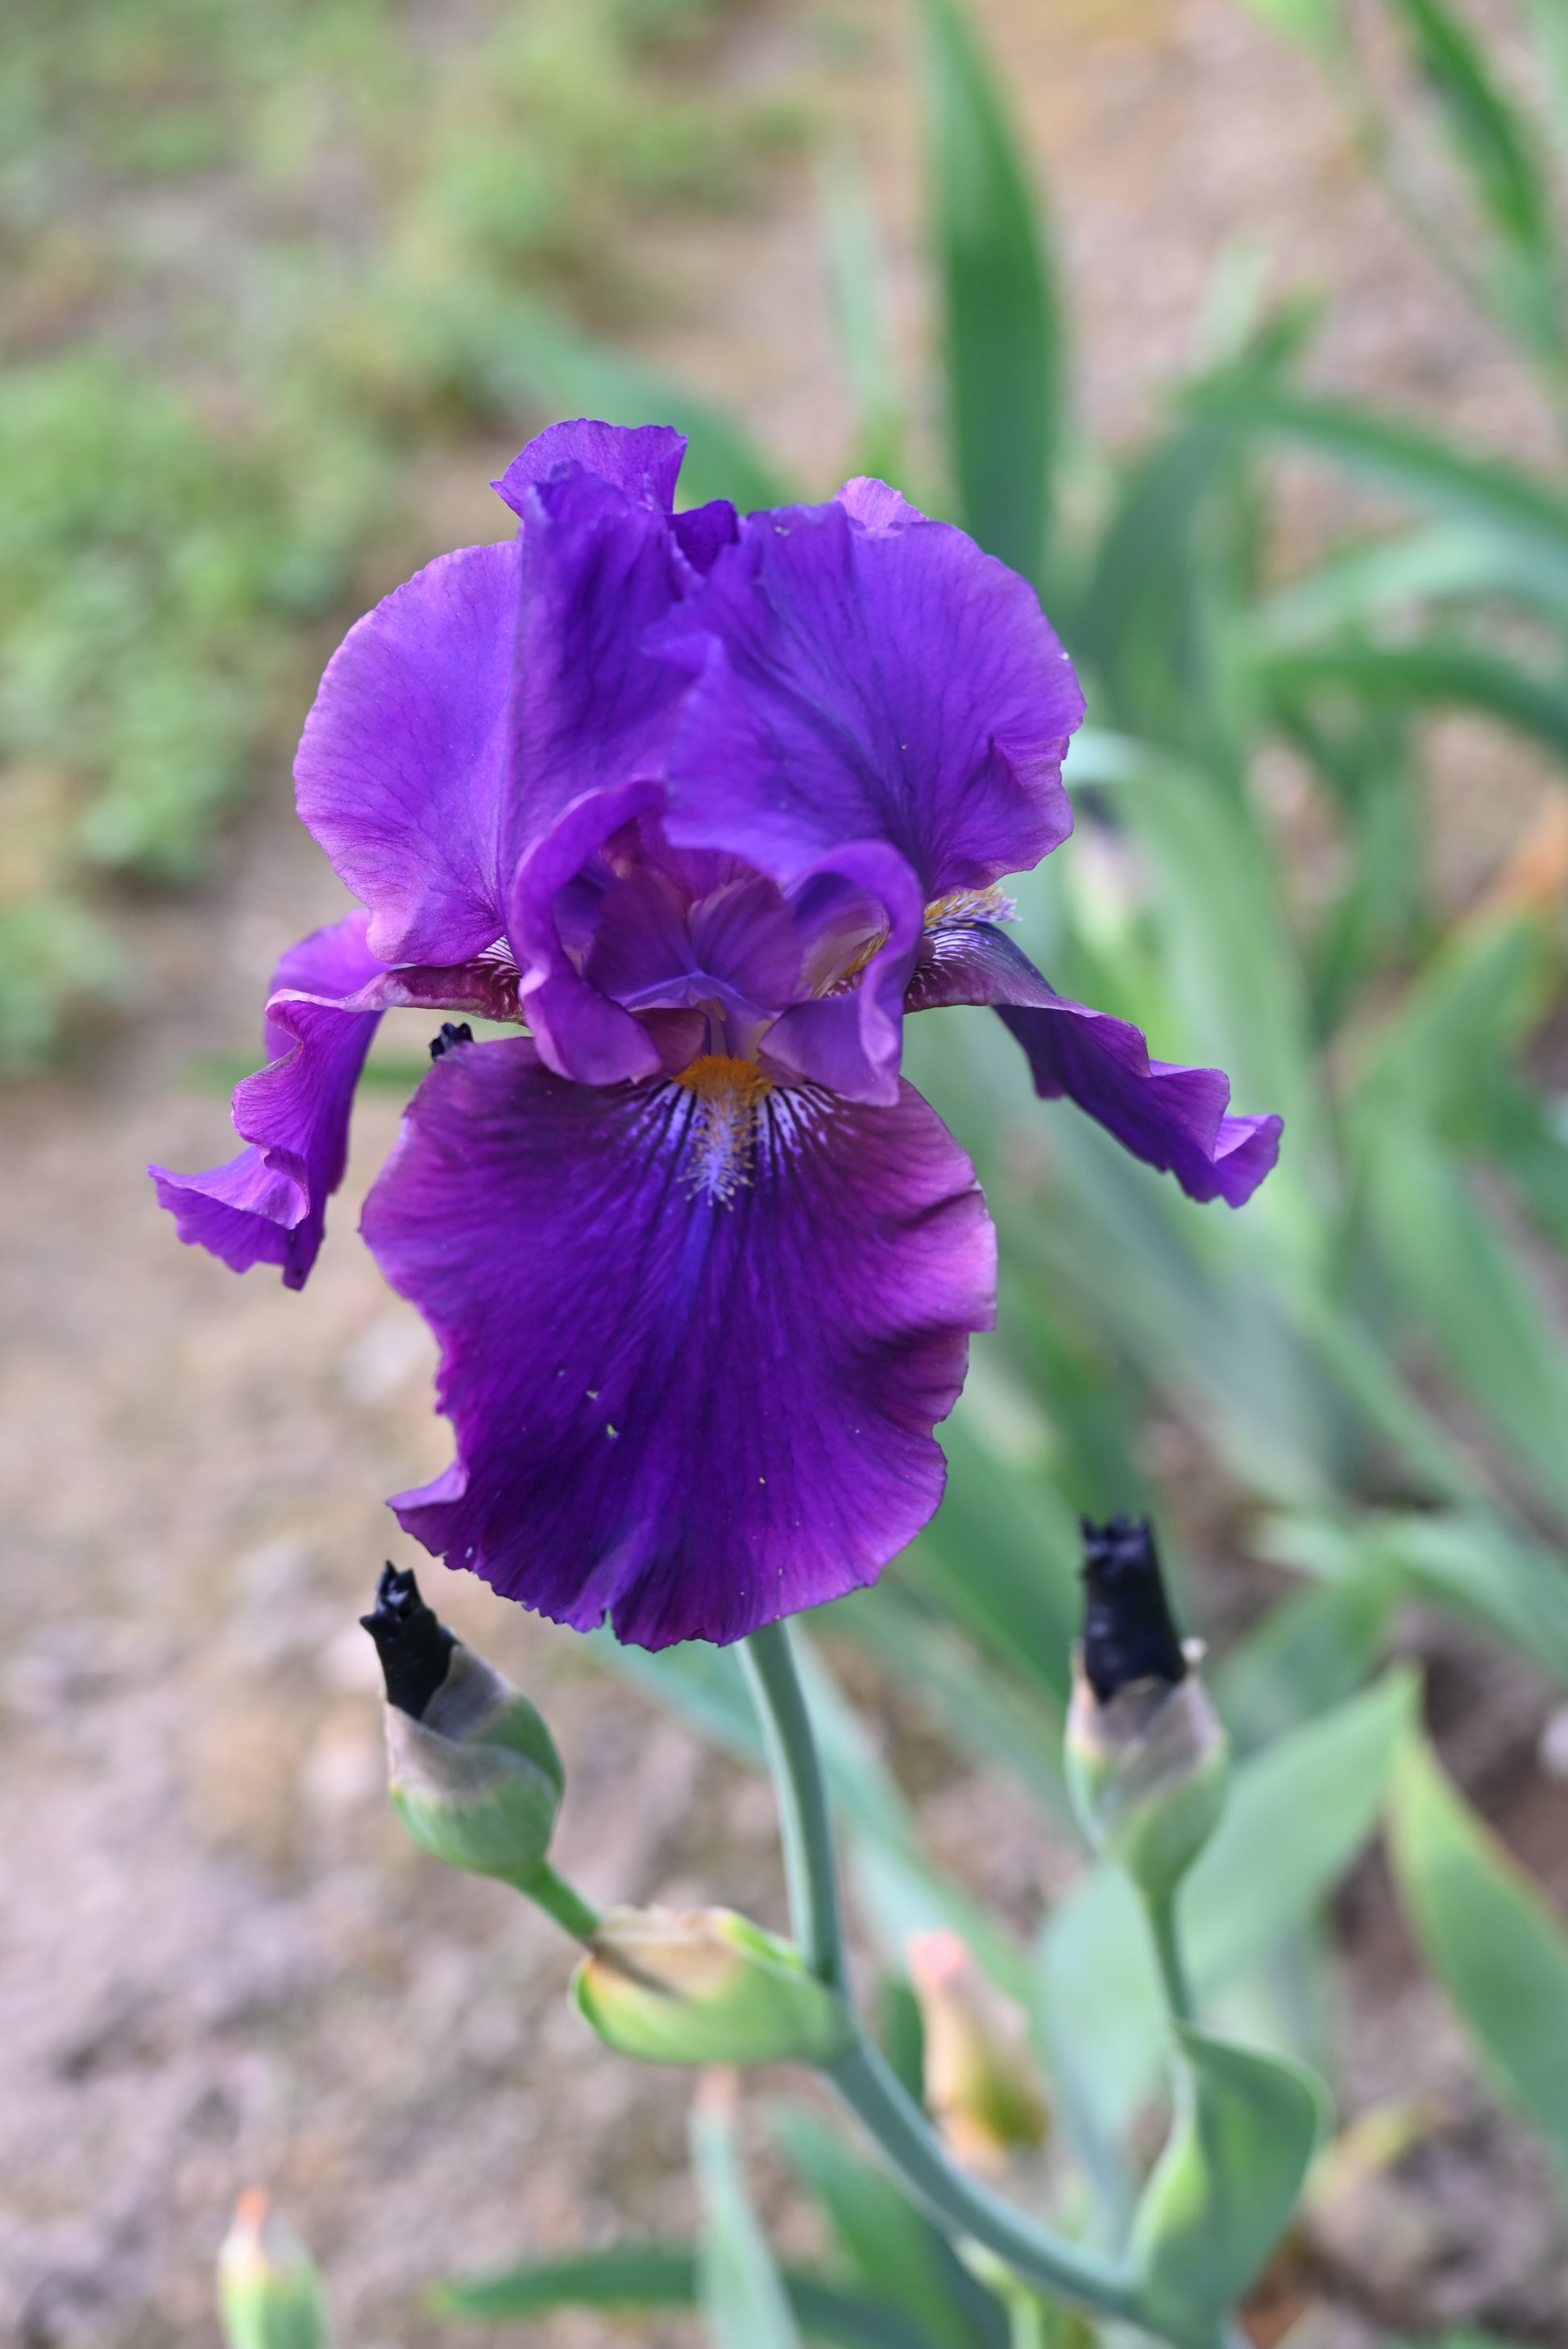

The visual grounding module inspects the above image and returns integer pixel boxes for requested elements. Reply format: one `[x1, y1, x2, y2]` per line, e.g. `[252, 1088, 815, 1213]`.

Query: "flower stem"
[1146, 1887, 1194, 2026]
[512, 1861, 600, 1942]
[740, 1617, 1138, 2326]
[738, 1621, 848, 1993]
[827, 2032, 1136, 2318]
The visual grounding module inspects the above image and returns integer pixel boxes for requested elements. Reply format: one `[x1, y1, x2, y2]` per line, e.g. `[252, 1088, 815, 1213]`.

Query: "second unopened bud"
[1065, 1517, 1229, 1899]
[363, 1565, 563, 1888]
[574, 1905, 855, 2068]
[908, 1929, 1047, 2170]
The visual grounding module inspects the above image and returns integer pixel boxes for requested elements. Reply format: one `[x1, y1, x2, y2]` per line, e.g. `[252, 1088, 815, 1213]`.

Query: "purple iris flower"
[152, 421, 1280, 1650]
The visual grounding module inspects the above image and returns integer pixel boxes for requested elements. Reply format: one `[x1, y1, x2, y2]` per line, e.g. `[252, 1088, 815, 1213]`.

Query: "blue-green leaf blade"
[916, 0, 1059, 579]
[1387, 0, 1562, 360]
[769, 2103, 1008, 2349]
[1130, 2027, 1329, 2347]
[1388, 1737, 1568, 2183]
[437, 2242, 945, 2348]
[435, 2243, 699, 2319]
[693, 2090, 803, 2349]
[1182, 1670, 1419, 1996]
[1190, 380, 1568, 607]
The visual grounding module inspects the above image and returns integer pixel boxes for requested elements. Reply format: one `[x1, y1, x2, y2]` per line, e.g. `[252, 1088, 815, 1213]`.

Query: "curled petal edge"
[906, 921, 1282, 1207]
[150, 912, 525, 1289]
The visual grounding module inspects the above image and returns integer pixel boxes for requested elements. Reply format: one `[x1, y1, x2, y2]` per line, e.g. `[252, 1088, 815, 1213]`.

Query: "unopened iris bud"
[1065, 1516, 1228, 1899]
[907, 1929, 1047, 2172]
[362, 1563, 562, 1888]
[218, 2191, 329, 2349]
[572, 1904, 855, 2068]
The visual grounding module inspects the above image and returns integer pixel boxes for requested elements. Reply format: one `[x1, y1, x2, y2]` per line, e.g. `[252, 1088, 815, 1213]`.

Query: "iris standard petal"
[360, 1038, 995, 1649]
[906, 919, 1282, 1207]
[295, 542, 520, 968]
[500, 467, 711, 1074]
[653, 487, 1083, 898]
[297, 439, 700, 975]
[492, 418, 688, 517]
[151, 911, 388, 1288]
[508, 465, 694, 865]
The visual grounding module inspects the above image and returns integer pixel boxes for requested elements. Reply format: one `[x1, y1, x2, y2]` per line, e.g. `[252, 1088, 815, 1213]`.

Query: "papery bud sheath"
[1066, 1517, 1228, 1899]
[218, 2192, 329, 2349]
[573, 1904, 855, 2067]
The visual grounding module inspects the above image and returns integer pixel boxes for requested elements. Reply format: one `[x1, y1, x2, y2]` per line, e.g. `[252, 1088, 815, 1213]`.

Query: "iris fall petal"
[361, 1036, 995, 1648]
[906, 919, 1282, 1206]
[151, 911, 389, 1289]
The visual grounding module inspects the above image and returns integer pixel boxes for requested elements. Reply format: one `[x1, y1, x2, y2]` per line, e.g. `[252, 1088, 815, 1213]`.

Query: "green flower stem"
[1146, 1887, 1194, 2025]
[738, 1621, 848, 1993]
[511, 1861, 601, 1941]
[827, 2032, 1136, 2319]
[740, 1618, 1138, 2327]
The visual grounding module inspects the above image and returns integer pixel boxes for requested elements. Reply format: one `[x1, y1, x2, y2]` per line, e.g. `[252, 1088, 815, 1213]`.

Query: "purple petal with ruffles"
[760, 837, 924, 1106]
[500, 469, 712, 1077]
[654, 484, 1083, 897]
[673, 498, 740, 575]
[510, 778, 666, 1083]
[297, 429, 701, 974]
[361, 1039, 995, 1648]
[151, 912, 389, 1288]
[585, 868, 803, 1019]
[295, 542, 519, 968]
[907, 922, 1282, 1206]
[493, 419, 687, 517]
[504, 465, 694, 886]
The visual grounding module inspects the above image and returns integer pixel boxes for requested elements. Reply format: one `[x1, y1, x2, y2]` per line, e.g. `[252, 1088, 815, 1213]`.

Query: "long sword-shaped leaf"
[1190, 379, 1568, 606]
[1252, 522, 1545, 644]
[1263, 638, 1568, 764]
[1385, 0, 1563, 364]
[693, 2087, 803, 2349]
[1522, 0, 1568, 161]
[769, 2103, 1010, 2349]
[437, 2243, 942, 2348]
[1181, 1670, 1419, 1994]
[916, 0, 1060, 580]
[1354, 1116, 1568, 1523]
[1260, 1506, 1568, 1685]
[1389, 1737, 1568, 2187]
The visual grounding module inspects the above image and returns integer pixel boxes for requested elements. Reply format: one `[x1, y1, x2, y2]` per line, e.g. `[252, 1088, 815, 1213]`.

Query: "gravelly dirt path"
[6, 3, 1568, 2343]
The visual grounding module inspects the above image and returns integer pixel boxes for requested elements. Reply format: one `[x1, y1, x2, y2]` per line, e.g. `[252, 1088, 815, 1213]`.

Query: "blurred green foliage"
[19, 0, 1568, 2325]
[548, 0, 1568, 2326]
[0, 0, 788, 1066]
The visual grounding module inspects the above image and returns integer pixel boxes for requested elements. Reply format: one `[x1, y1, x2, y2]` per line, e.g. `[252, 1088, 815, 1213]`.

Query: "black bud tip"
[429, 1021, 474, 1063]
[360, 1563, 457, 1718]
[1080, 1515, 1188, 1703]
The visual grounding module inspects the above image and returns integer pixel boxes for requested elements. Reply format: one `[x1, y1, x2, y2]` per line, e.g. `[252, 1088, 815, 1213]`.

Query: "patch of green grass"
[0, 0, 788, 1068]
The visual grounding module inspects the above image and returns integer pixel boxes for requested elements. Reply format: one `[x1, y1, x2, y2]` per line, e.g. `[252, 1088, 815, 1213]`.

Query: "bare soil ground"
[6, 3, 1568, 2344]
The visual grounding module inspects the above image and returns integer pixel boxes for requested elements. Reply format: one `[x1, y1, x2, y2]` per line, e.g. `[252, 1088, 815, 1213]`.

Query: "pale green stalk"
[739, 1620, 1139, 2326]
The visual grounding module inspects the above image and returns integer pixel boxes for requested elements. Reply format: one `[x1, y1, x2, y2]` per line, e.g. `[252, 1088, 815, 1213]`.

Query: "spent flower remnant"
[1068, 1517, 1229, 1901]
[153, 422, 1280, 1649]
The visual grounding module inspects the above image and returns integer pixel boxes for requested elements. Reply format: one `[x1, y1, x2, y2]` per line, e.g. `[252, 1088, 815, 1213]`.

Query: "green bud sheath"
[385, 1641, 562, 1885]
[218, 2193, 330, 2349]
[573, 1905, 855, 2067]
[1065, 1651, 1229, 1901]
